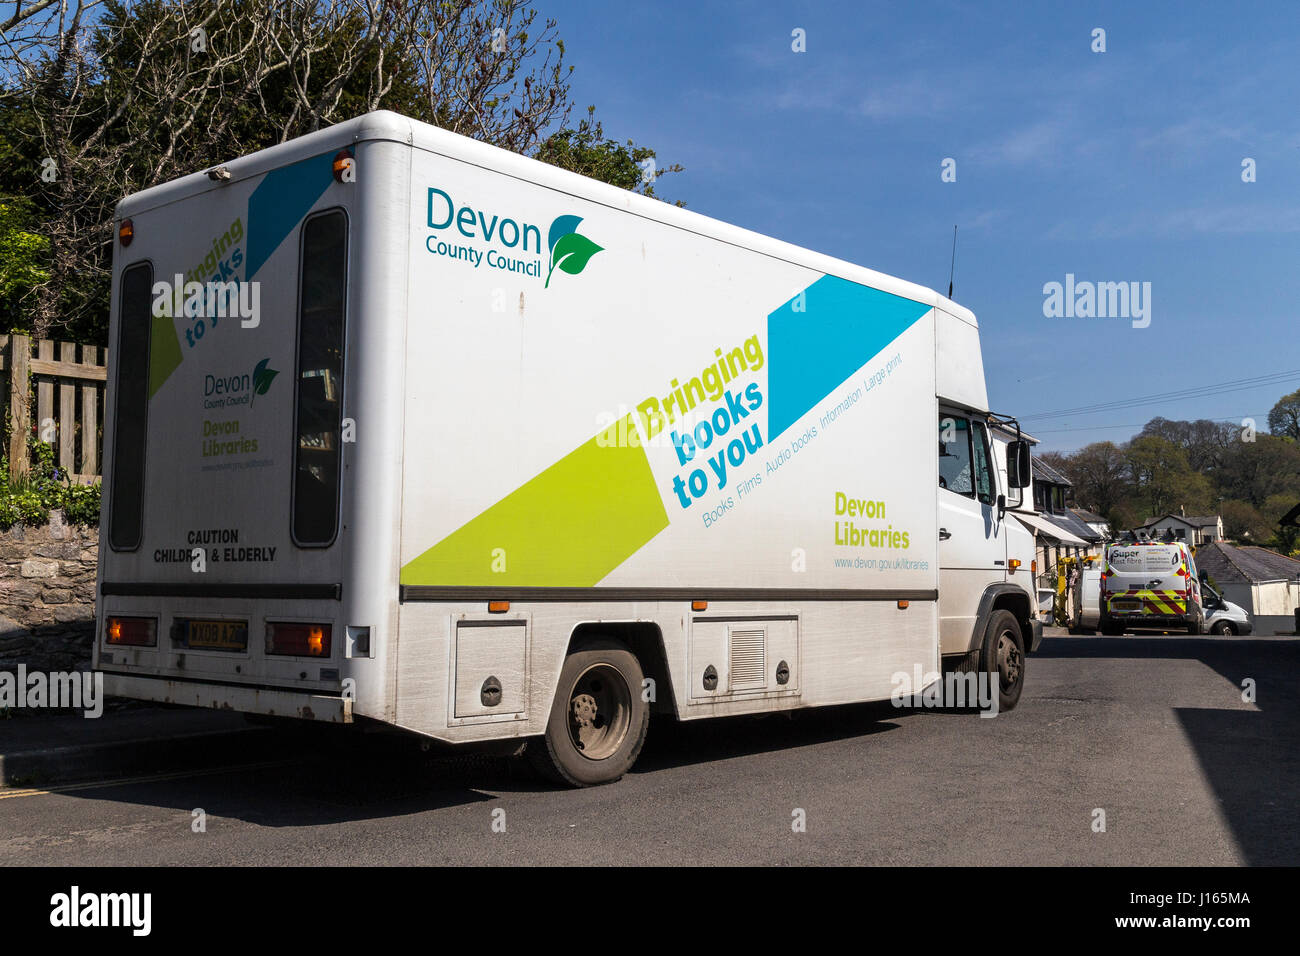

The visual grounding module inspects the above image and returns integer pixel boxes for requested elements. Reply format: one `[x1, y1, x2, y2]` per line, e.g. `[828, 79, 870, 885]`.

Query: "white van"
[1100, 541, 1204, 635]
[1202, 583, 1253, 635]
[95, 111, 1039, 785]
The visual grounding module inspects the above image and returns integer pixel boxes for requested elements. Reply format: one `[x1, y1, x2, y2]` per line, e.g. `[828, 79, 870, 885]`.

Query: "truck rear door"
[98, 159, 352, 691]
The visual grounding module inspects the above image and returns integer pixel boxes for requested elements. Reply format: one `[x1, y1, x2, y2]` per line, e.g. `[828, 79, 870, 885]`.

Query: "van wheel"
[980, 610, 1025, 712]
[1211, 621, 1234, 636]
[528, 641, 649, 787]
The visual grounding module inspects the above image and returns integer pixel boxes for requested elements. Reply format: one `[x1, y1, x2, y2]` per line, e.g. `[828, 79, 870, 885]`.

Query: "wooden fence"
[0, 334, 107, 483]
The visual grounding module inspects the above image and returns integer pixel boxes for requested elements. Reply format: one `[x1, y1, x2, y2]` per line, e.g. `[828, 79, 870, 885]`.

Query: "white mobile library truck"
[96, 111, 1040, 785]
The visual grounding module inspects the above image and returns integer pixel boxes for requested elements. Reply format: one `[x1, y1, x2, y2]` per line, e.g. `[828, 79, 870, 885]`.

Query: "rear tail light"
[265, 622, 332, 657]
[106, 616, 156, 647]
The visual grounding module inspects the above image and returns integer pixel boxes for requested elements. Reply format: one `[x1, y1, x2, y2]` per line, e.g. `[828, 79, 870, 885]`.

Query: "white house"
[1138, 511, 1223, 546]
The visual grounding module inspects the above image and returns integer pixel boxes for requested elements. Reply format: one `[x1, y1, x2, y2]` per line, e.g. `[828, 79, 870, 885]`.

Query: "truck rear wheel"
[980, 610, 1025, 712]
[528, 641, 649, 787]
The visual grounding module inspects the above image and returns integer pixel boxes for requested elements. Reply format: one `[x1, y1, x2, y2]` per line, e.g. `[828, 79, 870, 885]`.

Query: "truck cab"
[937, 408, 1040, 708]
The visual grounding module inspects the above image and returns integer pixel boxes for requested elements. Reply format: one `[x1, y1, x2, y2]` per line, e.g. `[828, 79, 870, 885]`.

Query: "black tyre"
[980, 610, 1025, 712]
[528, 640, 649, 787]
[1210, 620, 1234, 636]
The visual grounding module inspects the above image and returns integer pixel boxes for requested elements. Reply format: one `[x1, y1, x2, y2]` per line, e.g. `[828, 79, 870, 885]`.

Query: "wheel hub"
[566, 664, 632, 761]
[570, 693, 598, 731]
[997, 631, 1023, 691]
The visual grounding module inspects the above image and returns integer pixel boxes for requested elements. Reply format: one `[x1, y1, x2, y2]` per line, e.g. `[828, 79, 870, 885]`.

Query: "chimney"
[1180, 504, 1185, 517]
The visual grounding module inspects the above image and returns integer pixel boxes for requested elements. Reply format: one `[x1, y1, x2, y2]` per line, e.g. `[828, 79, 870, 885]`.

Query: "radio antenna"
[947, 225, 957, 299]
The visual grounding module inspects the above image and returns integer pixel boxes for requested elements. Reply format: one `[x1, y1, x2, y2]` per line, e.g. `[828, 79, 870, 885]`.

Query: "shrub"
[0, 437, 102, 529]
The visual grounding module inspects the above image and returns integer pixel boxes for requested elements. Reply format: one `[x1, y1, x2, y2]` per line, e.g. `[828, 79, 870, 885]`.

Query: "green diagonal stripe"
[148, 312, 183, 398]
[400, 415, 669, 587]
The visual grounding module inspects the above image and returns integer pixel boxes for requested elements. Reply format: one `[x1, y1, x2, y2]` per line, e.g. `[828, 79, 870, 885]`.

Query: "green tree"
[535, 105, 683, 203]
[1125, 434, 1210, 518]
[1268, 389, 1300, 441]
[1050, 441, 1130, 525]
[0, 195, 49, 322]
[1220, 499, 1271, 543]
[1218, 434, 1300, 508]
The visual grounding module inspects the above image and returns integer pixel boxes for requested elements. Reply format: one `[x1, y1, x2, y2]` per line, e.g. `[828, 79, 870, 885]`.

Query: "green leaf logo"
[545, 215, 603, 288]
[250, 357, 278, 407]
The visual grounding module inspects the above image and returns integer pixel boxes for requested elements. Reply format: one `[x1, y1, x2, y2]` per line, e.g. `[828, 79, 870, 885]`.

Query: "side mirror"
[1006, 440, 1032, 488]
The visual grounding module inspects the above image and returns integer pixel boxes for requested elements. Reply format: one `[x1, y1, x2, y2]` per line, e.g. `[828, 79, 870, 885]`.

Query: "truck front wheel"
[981, 610, 1025, 712]
[528, 641, 649, 787]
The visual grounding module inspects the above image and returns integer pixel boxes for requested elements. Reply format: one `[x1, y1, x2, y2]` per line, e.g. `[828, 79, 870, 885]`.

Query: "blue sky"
[545, 0, 1300, 451]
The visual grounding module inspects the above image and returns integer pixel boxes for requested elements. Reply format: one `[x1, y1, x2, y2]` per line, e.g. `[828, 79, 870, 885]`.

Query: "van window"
[971, 420, 994, 505]
[939, 414, 973, 495]
[108, 262, 153, 550]
[291, 210, 348, 546]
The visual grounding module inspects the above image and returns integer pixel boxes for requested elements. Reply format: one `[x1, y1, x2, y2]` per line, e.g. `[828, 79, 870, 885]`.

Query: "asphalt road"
[2, 631, 1296, 866]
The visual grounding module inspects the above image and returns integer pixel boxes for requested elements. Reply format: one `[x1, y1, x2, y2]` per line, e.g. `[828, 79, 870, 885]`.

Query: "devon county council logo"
[544, 215, 603, 288]
[250, 357, 278, 406]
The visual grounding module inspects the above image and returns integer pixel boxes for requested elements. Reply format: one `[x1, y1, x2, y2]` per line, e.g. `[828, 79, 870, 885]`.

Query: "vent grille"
[729, 627, 766, 690]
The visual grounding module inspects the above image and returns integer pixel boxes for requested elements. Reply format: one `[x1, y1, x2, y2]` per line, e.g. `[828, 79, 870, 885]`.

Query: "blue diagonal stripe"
[767, 275, 932, 440]
[245, 152, 337, 281]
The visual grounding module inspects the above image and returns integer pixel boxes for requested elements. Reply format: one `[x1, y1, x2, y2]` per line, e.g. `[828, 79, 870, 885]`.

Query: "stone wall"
[0, 511, 98, 674]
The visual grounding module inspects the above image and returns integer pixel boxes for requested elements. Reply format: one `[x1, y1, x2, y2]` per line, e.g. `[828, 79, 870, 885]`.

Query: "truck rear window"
[292, 209, 348, 546]
[108, 262, 153, 550]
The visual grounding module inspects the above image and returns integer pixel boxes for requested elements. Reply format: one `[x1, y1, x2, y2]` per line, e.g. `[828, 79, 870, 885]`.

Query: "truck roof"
[115, 110, 978, 328]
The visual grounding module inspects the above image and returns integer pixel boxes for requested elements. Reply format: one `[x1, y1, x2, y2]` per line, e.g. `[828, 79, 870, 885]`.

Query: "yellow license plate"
[184, 620, 248, 651]
[1111, 599, 1140, 611]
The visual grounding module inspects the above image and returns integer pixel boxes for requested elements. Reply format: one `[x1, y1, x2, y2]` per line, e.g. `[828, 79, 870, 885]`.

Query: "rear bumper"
[1108, 613, 1193, 627]
[103, 673, 352, 723]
